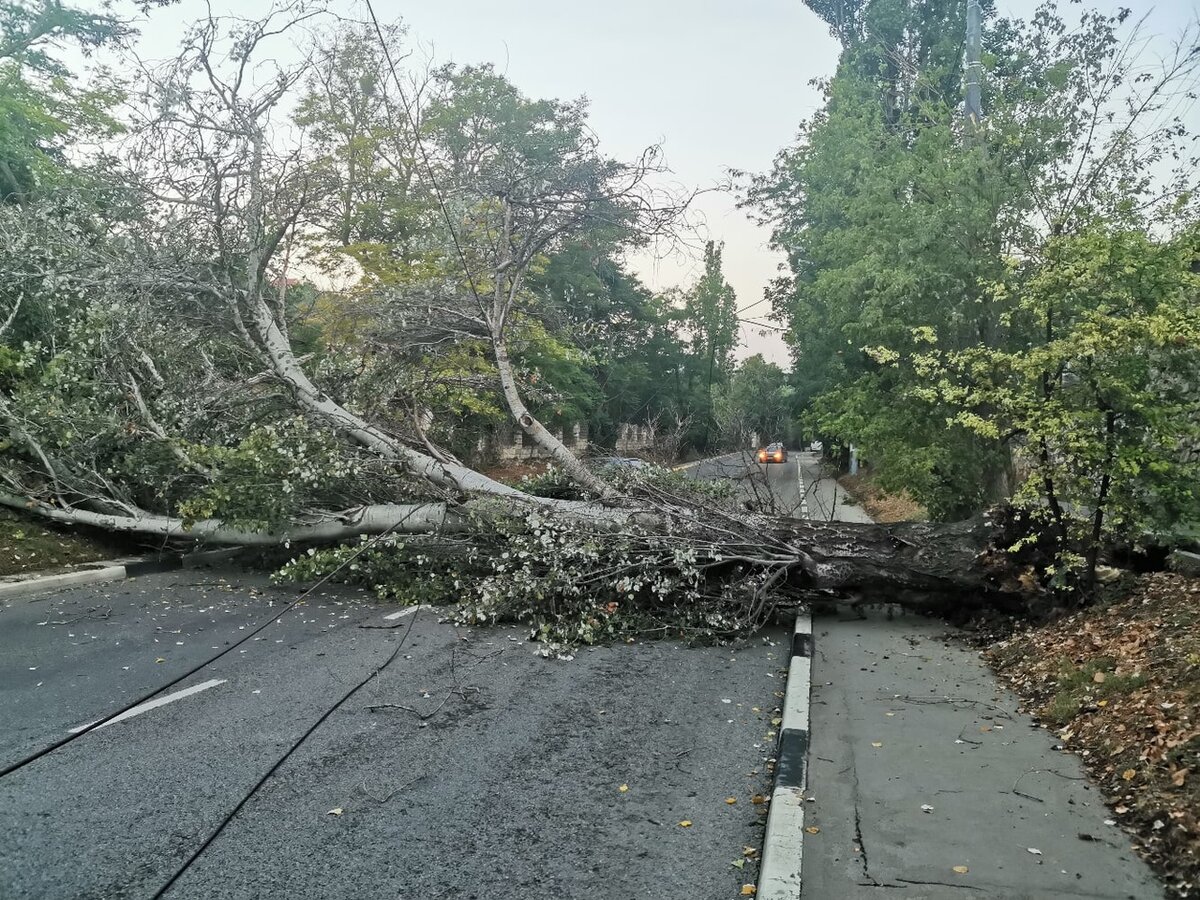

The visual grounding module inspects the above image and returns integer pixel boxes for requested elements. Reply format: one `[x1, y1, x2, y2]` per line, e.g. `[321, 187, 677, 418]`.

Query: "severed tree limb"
[486, 199, 614, 498]
[0, 493, 460, 544]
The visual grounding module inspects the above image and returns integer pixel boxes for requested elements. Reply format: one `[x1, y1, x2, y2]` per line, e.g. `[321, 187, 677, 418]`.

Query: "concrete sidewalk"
[798, 459, 1163, 899]
[804, 611, 1162, 899]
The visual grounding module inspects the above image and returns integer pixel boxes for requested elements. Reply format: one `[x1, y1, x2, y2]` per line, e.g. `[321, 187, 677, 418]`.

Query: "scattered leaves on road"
[805, 826, 820, 834]
[739, 885, 756, 895]
[678, 820, 692, 828]
[618, 784, 629, 793]
[952, 865, 970, 874]
[327, 808, 343, 816]
[725, 796, 737, 804]
[871, 741, 883, 748]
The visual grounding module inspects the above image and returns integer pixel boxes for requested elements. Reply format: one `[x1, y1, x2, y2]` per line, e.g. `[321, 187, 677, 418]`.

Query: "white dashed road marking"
[68, 679, 227, 733]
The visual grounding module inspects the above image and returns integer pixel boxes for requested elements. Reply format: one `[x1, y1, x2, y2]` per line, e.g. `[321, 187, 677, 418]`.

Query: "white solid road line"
[68, 678, 227, 734]
[383, 604, 431, 621]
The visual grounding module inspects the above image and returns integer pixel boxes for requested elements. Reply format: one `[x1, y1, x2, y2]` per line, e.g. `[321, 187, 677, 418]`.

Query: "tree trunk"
[3, 488, 1034, 615]
[779, 514, 1020, 605]
[491, 326, 614, 498]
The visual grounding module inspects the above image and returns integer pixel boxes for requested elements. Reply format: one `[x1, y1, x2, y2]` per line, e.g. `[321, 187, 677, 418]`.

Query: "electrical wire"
[0, 511, 422, 780]
[148, 608, 422, 899]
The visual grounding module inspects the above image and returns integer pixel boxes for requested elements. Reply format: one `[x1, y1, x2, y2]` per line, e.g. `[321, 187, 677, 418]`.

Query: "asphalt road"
[0, 571, 788, 899]
[683, 450, 805, 516]
[1, 454, 1166, 899]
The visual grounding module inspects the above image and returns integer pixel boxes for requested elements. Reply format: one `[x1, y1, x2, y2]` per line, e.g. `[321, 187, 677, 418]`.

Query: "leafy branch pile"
[1, 0, 1197, 645]
[278, 468, 776, 654]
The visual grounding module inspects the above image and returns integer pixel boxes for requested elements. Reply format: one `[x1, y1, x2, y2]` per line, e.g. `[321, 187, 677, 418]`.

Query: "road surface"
[1, 572, 788, 899]
[0, 454, 1166, 899]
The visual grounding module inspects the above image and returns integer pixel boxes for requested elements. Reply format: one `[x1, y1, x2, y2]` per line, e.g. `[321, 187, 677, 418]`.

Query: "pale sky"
[104, 0, 1200, 366]
[391, 0, 840, 366]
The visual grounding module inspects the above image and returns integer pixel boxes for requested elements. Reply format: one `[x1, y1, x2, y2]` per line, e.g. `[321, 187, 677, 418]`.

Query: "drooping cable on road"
[148, 608, 422, 899]
[0, 510, 425, 780]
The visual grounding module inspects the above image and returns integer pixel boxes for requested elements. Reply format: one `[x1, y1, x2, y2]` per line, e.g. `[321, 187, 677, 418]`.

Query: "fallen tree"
[0, 5, 1059, 648]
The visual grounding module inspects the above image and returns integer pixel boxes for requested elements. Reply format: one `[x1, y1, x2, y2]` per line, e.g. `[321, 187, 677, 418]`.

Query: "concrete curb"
[758, 611, 812, 899]
[0, 547, 243, 600]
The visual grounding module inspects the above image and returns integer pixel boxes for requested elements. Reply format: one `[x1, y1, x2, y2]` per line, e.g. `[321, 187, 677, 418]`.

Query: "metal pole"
[965, 0, 983, 127]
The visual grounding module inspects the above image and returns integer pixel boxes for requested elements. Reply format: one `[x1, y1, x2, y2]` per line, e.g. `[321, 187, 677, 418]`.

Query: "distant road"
[683, 448, 812, 518]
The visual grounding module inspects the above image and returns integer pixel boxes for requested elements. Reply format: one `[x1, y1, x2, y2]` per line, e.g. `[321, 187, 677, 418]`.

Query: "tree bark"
[779, 514, 1016, 602]
[0, 494, 459, 544]
[3, 487, 1033, 615]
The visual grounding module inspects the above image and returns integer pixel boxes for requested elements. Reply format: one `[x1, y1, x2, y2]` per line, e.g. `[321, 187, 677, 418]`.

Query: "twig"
[359, 773, 424, 804]
[1010, 767, 1088, 803]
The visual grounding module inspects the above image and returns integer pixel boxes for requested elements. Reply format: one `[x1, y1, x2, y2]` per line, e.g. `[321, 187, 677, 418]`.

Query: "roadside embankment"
[986, 572, 1200, 898]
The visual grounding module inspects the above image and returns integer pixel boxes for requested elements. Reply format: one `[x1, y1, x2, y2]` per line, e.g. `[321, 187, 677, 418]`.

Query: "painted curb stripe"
[791, 612, 813, 659]
[781, 656, 810, 735]
[774, 728, 809, 790]
[0, 565, 127, 599]
[759, 784, 805, 897]
[791, 631, 813, 659]
[758, 614, 813, 900]
[0, 554, 208, 601]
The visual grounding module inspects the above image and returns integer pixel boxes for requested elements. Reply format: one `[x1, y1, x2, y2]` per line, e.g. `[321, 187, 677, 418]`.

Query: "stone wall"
[614, 423, 656, 455]
[492, 422, 589, 461]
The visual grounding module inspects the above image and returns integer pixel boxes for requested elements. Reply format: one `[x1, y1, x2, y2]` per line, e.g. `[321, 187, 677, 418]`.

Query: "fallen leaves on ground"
[0, 509, 121, 577]
[984, 572, 1200, 899]
[740, 885, 757, 895]
[952, 865, 970, 874]
[678, 820, 692, 828]
[327, 808, 343, 816]
[618, 784, 628, 793]
[837, 473, 927, 522]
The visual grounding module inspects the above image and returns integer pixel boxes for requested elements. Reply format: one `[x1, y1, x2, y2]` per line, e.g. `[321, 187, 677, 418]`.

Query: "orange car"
[757, 442, 788, 464]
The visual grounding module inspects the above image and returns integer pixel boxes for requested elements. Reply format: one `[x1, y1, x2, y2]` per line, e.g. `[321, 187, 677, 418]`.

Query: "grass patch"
[0, 508, 124, 577]
[1043, 656, 1147, 725]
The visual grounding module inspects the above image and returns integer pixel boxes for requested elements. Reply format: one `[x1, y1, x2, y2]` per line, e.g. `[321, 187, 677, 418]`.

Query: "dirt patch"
[0, 508, 123, 577]
[985, 572, 1200, 898]
[837, 472, 928, 522]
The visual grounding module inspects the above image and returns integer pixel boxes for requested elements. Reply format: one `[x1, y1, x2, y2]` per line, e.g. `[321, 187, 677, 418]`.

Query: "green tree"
[751, 0, 1198, 521]
[713, 355, 793, 450]
[899, 225, 1200, 589]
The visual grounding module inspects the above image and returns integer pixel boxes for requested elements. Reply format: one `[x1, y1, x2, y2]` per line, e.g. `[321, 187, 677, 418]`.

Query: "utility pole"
[964, 0, 983, 127]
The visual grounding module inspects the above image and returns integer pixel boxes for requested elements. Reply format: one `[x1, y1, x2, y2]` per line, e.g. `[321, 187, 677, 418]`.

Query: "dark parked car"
[756, 442, 788, 464]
